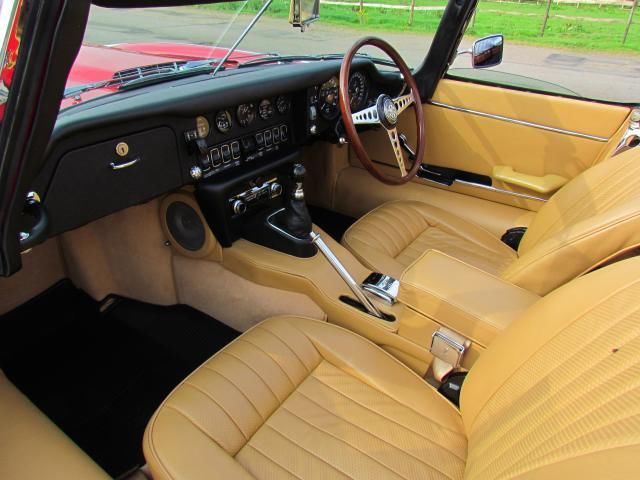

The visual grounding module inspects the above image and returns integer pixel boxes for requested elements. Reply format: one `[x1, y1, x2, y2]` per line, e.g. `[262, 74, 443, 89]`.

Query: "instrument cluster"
[315, 71, 369, 121]
[210, 95, 292, 134]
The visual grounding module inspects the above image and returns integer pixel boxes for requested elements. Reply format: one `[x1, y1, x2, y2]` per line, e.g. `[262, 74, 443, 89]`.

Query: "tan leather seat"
[144, 257, 640, 479]
[0, 370, 110, 480]
[342, 149, 640, 294]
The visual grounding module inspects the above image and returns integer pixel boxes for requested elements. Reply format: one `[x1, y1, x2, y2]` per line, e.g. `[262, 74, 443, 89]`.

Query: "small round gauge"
[319, 76, 339, 120]
[348, 71, 368, 111]
[259, 99, 274, 120]
[195, 115, 210, 139]
[215, 110, 233, 133]
[236, 103, 257, 128]
[275, 95, 291, 115]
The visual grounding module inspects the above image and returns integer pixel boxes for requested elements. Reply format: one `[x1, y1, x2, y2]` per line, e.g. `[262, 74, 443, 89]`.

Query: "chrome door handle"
[109, 157, 139, 170]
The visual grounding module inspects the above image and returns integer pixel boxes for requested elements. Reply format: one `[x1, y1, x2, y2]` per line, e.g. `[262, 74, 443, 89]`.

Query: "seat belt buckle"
[430, 327, 470, 369]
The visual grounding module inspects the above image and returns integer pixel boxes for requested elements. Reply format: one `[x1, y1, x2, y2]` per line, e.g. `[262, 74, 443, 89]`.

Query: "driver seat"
[342, 149, 640, 295]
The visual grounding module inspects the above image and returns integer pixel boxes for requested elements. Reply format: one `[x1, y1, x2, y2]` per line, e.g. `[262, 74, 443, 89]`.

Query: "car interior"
[1, 0, 639, 479]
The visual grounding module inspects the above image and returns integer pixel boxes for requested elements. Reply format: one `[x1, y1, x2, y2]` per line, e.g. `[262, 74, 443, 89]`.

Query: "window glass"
[449, 0, 640, 103]
[64, 0, 444, 108]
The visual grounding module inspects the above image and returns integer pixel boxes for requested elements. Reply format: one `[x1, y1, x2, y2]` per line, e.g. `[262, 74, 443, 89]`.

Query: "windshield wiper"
[237, 53, 397, 69]
[211, 0, 274, 76]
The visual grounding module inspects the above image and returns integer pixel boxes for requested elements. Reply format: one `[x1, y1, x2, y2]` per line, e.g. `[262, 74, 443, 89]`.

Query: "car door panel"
[353, 78, 631, 214]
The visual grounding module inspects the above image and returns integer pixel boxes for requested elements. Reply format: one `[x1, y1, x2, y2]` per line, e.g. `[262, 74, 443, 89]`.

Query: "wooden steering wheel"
[339, 37, 425, 185]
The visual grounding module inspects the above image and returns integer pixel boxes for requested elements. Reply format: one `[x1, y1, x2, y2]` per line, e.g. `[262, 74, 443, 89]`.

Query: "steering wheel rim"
[339, 37, 425, 186]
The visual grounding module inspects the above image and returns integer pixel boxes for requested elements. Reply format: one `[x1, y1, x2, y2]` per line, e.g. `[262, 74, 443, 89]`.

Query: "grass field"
[200, 0, 640, 53]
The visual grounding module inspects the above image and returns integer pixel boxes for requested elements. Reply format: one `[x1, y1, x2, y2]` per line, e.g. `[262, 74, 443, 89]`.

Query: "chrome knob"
[270, 182, 283, 197]
[309, 125, 318, 135]
[232, 199, 247, 215]
[190, 166, 202, 180]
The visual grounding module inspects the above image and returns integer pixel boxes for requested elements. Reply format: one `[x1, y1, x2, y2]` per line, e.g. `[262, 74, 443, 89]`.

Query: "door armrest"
[492, 165, 567, 194]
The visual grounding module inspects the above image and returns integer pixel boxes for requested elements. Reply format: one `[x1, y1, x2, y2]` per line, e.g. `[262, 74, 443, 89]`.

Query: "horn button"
[377, 94, 398, 129]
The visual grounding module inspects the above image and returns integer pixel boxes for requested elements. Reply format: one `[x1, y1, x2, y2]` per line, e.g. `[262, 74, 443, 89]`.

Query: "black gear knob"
[275, 163, 312, 239]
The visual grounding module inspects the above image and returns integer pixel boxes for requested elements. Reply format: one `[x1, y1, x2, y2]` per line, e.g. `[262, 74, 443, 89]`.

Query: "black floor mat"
[308, 205, 357, 242]
[0, 280, 239, 478]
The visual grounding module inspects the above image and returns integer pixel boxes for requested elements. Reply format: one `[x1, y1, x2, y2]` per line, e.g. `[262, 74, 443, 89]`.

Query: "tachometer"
[259, 99, 274, 120]
[348, 71, 368, 111]
[276, 95, 291, 115]
[236, 103, 257, 127]
[319, 76, 339, 120]
[215, 110, 233, 133]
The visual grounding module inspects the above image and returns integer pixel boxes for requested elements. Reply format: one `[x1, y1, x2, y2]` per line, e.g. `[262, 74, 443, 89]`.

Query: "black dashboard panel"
[35, 59, 402, 238]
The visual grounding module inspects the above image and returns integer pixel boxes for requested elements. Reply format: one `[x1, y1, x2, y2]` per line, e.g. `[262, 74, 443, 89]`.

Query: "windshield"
[64, 0, 438, 107]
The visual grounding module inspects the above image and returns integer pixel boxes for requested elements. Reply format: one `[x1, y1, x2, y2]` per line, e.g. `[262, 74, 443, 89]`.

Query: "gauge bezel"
[348, 71, 369, 111]
[258, 99, 274, 120]
[195, 115, 210, 139]
[319, 76, 340, 120]
[275, 95, 291, 115]
[236, 103, 257, 128]
[215, 110, 233, 133]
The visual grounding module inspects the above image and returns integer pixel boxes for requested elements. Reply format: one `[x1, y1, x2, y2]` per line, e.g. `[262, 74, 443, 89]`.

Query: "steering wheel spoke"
[393, 93, 414, 116]
[387, 128, 407, 177]
[352, 104, 381, 125]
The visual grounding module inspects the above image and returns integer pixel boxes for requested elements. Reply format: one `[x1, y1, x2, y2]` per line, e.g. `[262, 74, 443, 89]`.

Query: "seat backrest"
[501, 149, 640, 295]
[461, 256, 640, 479]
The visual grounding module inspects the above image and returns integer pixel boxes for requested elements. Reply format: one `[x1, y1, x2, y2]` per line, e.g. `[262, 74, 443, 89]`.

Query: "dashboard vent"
[112, 61, 188, 83]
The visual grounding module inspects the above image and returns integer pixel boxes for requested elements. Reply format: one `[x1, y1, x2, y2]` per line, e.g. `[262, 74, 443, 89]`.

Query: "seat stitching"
[526, 159, 631, 247]
[466, 276, 640, 435]
[486, 374, 640, 480]
[164, 404, 231, 450]
[219, 351, 284, 403]
[262, 423, 354, 479]
[470, 318, 640, 474]
[241, 443, 304, 480]
[295, 388, 465, 468]
[237, 338, 297, 388]
[202, 366, 266, 421]
[256, 326, 314, 374]
[284, 398, 455, 480]
[307, 374, 467, 449]
[181, 382, 250, 441]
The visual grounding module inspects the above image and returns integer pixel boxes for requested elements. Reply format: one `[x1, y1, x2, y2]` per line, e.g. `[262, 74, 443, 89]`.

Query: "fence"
[320, 0, 639, 46]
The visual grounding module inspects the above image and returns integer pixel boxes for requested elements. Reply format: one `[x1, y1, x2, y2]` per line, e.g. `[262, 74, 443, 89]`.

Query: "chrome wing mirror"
[458, 34, 504, 69]
[289, 0, 320, 31]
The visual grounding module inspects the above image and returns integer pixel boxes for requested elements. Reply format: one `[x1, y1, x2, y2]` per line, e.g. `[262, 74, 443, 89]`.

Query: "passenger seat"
[144, 256, 640, 479]
[0, 370, 110, 480]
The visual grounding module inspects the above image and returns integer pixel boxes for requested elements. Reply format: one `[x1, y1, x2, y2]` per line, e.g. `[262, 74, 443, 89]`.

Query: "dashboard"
[33, 59, 402, 243]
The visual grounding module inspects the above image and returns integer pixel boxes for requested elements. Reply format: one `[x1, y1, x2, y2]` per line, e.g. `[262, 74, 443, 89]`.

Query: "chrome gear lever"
[310, 231, 384, 319]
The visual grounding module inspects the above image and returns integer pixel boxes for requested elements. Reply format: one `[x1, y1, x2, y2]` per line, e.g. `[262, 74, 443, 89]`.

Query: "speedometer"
[319, 76, 339, 120]
[236, 103, 257, 127]
[215, 110, 233, 133]
[348, 71, 368, 111]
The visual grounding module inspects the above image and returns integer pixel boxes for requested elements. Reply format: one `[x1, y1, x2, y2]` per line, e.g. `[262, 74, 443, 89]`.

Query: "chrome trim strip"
[419, 175, 547, 202]
[429, 101, 609, 142]
[455, 179, 548, 202]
